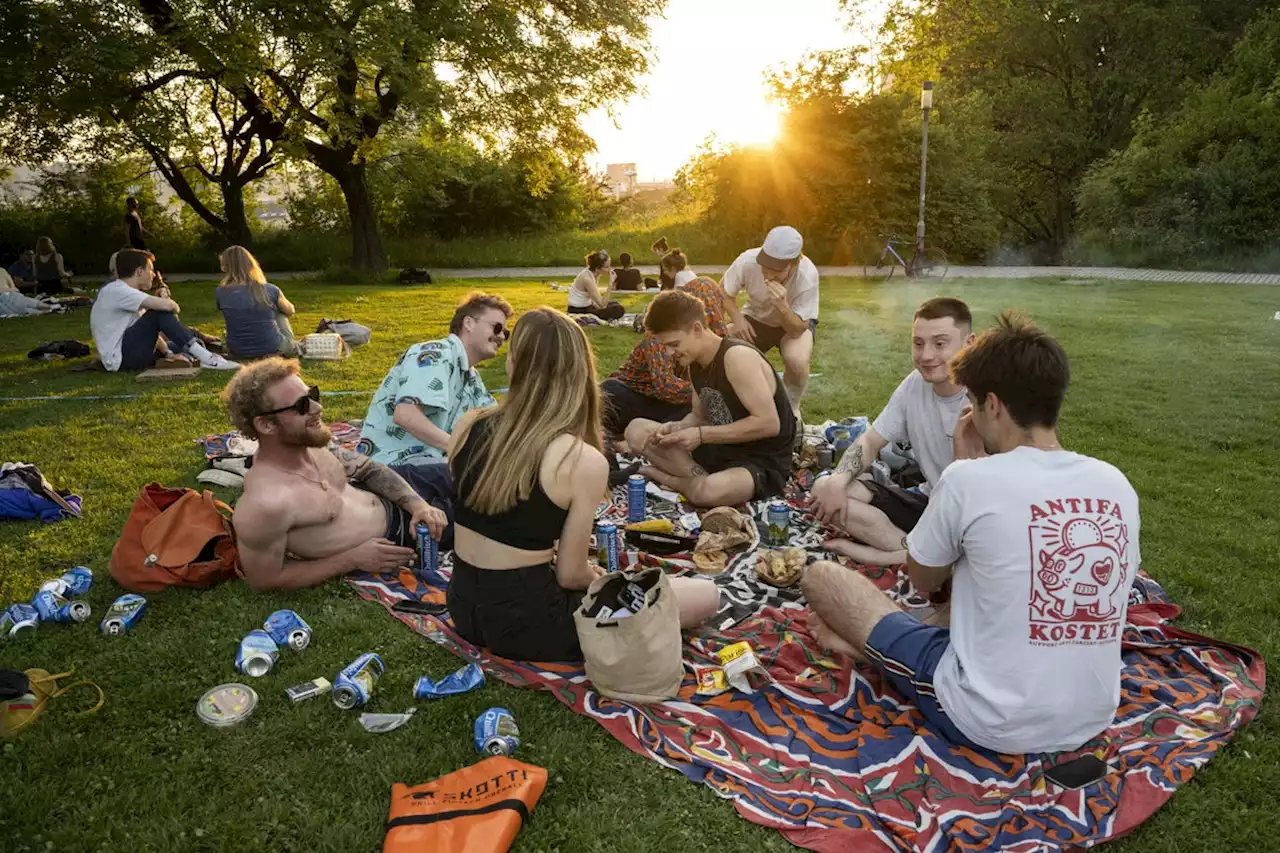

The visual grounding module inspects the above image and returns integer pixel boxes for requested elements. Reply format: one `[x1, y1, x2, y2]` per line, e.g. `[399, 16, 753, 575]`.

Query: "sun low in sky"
[582, 0, 862, 181]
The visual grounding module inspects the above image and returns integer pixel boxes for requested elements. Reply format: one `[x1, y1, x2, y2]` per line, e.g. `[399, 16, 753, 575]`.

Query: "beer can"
[264, 609, 312, 651]
[766, 501, 791, 547]
[235, 630, 279, 677]
[333, 652, 385, 710]
[416, 523, 443, 585]
[816, 445, 834, 470]
[414, 663, 484, 700]
[40, 566, 93, 598]
[2, 603, 40, 638]
[473, 707, 520, 756]
[831, 427, 853, 464]
[31, 590, 90, 624]
[626, 474, 647, 523]
[598, 522, 620, 572]
[100, 594, 146, 636]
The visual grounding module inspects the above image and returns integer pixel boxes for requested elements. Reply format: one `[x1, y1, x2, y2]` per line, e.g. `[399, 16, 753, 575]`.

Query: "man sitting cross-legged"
[809, 298, 978, 566]
[802, 313, 1141, 754]
[223, 358, 449, 591]
[625, 290, 795, 507]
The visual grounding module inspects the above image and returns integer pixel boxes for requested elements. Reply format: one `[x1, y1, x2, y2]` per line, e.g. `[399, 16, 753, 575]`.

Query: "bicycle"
[864, 234, 948, 280]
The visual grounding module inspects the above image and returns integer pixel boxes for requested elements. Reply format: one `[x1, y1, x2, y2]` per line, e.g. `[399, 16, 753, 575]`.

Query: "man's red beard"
[280, 419, 332, 448]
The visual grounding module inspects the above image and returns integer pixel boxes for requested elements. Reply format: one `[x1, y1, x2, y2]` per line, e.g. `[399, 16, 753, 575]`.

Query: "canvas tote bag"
[574, 567, 683, 703]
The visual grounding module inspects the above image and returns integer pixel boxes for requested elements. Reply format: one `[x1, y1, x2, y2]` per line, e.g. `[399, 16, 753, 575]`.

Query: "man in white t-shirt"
[809, 298, 977, 565]
[801, 313, 1141, 755]
[720, 225, 819, 419]
[90, 249, 239, 372]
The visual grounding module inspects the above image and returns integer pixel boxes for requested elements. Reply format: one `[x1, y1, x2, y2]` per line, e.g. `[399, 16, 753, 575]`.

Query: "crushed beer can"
[2, 603, 40, 638]
[39, 566, 93, 598]
[333, 653, 385, 710]
[100, 594, 146, 636]
[235, 630, 280, 677]
[31, 590, 90, 624]
[263, 609, 312, 651]
[473, 707, 520, 755]
[413, 663, 485, 700]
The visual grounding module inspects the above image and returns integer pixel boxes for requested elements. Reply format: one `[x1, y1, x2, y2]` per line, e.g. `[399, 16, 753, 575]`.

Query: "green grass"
[1, 277, 1276, 852]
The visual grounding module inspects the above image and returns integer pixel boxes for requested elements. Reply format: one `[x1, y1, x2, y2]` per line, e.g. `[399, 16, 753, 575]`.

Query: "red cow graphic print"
[1027, 497, 1131, 646]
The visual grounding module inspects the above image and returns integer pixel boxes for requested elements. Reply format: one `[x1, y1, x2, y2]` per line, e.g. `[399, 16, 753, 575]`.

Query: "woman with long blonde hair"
[215, 245, 297, 359]
[447, 307, 718, 662]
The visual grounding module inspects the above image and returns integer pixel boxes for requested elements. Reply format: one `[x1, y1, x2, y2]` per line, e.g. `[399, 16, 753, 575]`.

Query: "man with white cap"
[720, 225, 819, 420]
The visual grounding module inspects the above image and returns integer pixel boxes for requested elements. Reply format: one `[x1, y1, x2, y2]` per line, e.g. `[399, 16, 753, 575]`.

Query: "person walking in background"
[567, 250, 625, 321]
[7, 249, 38, 292]
[613, 252, 643, 291]
[215, 245, 298, 360]
[32, 237, 74, 296]
[123, 196, 151, 250]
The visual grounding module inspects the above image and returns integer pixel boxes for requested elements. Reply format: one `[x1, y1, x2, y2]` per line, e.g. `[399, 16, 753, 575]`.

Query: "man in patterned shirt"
[358, 292, 512, 465]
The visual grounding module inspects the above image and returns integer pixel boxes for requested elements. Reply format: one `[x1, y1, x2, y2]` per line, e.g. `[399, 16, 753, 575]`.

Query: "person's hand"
[731, 321, 756, 344]
[163, 298, 181, 313]
[656, 427, 701, 452]
[765, 281, 788, 303]
[348, 538, 417, 572]
[408, 501, 448, 541]
[808, 472, 851, 528]
[644, 421, 679, 449]
[953, 407, 986, 460]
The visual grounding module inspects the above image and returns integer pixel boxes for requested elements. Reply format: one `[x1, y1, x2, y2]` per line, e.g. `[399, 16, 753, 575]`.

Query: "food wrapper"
[692, 550, 726, 574]
[692, 665, 730, 696]
[717, 641, 771, 693]
[360, 707, 417, 733]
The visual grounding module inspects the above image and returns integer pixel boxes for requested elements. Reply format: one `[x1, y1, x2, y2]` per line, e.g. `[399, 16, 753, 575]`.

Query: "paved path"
[142, 265, 1280, 285]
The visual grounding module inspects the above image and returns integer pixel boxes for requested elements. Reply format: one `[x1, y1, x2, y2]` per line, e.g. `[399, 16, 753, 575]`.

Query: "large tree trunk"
[310, 148, 386, 272]
[221, 182, 254, 247]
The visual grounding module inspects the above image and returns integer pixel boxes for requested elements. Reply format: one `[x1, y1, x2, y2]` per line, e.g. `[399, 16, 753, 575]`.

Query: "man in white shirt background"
[801, 313, 1141, 755]
[809, 298, 976, 565]
[89, 248, 239, 372]
[720, 225, 819, 421]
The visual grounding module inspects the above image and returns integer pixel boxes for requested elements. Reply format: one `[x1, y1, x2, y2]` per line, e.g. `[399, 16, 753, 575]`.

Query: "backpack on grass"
[109, 483, 241, 592]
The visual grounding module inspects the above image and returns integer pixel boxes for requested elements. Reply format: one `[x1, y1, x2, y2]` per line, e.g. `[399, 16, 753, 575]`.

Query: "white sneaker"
[187, 340, 241, 370]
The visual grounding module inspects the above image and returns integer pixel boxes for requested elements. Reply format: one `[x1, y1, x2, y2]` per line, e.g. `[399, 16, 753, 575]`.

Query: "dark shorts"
[447, 557, 584, 662]
[361, 462, 455, 550]
[865, 611, 982, 749]
[600, 378, 690, 435]
[568, 301, 625, 321]
[692, 443, 790, 501]
[863, 480, 929, 533]
[745, 316, 818, 354]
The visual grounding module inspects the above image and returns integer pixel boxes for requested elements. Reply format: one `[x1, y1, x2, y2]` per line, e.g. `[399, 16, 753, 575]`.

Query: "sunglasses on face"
[477, 319, 509, 341]
[260, 384, 320, 417]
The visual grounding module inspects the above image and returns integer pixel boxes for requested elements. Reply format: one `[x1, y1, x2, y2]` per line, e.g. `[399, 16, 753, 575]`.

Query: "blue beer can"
[2, 603, 40, 638]
[264, 609, 312, 651]
[473, 707, 520, 756]
[626, 474, 647, 523]
[413, 663, 485, 700]
[40, 566, 93, 598]
[766, 501, 791, 547]
[31, 590, 91, 624]
[235, 630, 280, 677]
[100, 594, 146, 636]
[416, 523, 443, 585]
[333, 652, 385, 710]
[598, 522, 620, 572]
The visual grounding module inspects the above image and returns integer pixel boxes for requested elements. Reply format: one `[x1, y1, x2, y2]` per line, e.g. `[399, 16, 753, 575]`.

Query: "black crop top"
[452, 417, 570, 550]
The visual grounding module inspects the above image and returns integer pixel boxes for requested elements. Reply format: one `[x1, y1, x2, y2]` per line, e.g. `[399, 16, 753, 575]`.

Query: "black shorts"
[446, 557, 585, 662]
[863, 480, 929, 533]
[745, 316, 818, 354]
[692, 443, 790, 501]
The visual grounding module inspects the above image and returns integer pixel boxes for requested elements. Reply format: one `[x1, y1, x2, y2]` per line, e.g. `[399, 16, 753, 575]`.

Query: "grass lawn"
[1, 276, 1275, 852]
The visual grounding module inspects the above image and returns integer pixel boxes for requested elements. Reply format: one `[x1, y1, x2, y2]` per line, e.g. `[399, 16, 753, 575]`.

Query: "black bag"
[398, 267, 433, 285]
[27, 340, 91, 360]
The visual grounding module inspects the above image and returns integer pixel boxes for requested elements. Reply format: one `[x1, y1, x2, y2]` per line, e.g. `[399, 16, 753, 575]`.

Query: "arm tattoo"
[689, 463, 708, 477]
[835, 442, 865, 478]
[900, 535, 909, 550]
[333, 448, 421, 510]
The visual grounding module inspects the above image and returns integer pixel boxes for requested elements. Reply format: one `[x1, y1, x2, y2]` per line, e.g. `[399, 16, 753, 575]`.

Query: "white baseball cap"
[756, 226, 804, 270]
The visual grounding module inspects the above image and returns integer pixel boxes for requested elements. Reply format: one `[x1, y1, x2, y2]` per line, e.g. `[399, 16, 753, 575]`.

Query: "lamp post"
[912, 80, 933, 276]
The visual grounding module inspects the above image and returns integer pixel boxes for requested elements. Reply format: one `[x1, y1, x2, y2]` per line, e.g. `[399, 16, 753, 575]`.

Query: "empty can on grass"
[100, 594, 146, 636]
[235, 630, 279, 677]
[264, 609, 312, 651]
[333, 653, 385, 710]
[2, 603, 40, 638]
[39, 566, 93, 598]
[474, 707, 520, 756]
[31, 590, 90, 624]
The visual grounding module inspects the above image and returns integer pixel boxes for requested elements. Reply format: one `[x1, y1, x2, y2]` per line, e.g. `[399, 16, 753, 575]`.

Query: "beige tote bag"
[574, 568, 683, 703]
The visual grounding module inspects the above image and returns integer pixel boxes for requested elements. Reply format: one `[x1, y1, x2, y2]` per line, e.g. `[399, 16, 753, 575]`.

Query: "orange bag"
[108, 483, 241, 592]
[384, 757, 548, 853]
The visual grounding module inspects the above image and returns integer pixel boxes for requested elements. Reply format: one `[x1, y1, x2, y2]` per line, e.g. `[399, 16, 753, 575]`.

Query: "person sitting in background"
[625, 290, 795, 507]
[8, 250, 38, 292]
[33, 237, 74, 296]
[0, 268, 58, 315]
[215, 245, 297, 360]
[567, 250, 625, 321]
[613, 252, 643, 291]
[601, 250, 728, 439]
[358, 292, 512, 466]
[89, 248, 239, 372]
[447, 307, 719, 661]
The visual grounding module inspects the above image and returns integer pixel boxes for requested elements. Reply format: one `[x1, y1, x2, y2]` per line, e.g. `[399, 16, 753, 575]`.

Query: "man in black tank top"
[624, 291, 795, 506]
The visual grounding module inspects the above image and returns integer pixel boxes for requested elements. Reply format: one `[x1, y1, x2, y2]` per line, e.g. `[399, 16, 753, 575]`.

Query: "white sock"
[186, 340, 232, 366]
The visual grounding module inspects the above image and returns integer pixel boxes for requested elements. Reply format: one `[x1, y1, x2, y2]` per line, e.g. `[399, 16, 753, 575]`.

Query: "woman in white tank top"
[567, 250, 625, 320]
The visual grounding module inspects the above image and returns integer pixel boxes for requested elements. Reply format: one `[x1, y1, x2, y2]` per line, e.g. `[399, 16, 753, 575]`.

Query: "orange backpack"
[109, 483, 241, 592]
[384, 757, 548, 853]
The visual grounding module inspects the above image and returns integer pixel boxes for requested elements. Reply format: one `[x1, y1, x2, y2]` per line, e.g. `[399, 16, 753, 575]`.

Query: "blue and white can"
[473, 707, 520, 755]
[100, 594, 146, 636]
[416, 523, 443, 585]
[333, 652, 385, 710]
[626, 474, 647, 523]
[598, 522, 620, 572]
[31, 590, 91, 624]
[235, 630, 279, 677]
[264, 609, 312, 651]
[39, 566, 93, 598]
[2, 603, 40, 638]
[766, 501, 791, 547]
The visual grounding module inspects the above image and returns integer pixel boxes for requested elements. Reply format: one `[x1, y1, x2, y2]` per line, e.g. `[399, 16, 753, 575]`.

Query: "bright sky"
[581, 0, 865, 181]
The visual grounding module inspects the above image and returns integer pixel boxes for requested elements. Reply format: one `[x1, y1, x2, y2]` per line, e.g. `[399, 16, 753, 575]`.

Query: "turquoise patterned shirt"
[357, 334, 495, 464]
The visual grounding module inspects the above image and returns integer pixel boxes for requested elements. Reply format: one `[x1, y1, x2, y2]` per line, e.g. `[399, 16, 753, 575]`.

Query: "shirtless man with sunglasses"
[221, 359, 449, 591]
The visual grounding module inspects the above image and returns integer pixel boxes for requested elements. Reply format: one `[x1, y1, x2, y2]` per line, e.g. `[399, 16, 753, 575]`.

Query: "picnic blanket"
[347, 481, 1264, 852]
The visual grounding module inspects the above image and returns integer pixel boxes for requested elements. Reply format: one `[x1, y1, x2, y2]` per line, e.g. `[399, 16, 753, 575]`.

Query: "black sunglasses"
[260, 384, 320, 417]
[470, 316, 509, 341]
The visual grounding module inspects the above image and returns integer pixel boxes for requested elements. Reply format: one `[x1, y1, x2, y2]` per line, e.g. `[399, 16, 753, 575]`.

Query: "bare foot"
[809, 612, 866, 662]
[824, 539, 907, 567]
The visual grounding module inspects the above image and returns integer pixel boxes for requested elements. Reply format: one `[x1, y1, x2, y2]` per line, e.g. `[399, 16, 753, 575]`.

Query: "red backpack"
[109, 483, 241, 592]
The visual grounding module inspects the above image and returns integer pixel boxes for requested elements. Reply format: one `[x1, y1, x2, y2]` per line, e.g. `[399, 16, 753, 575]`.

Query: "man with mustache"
[223, 358, 448, 591]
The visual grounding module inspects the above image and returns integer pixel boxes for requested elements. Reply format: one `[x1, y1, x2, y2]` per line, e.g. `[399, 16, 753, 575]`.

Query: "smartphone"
[391, 598, 449, 617]
[1044, 754, 1109, 790]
